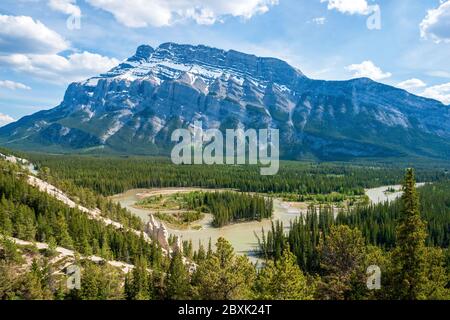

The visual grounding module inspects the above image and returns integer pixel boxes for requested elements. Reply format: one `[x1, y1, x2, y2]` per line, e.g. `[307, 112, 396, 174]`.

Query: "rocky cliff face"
[1, 42, 449, 160]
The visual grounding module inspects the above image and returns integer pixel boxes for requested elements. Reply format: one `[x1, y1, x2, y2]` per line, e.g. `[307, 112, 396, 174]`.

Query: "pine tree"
[207, 238, 213, 259]
[391, 169, 428, 300]
[421, 247, 450, 299]
[47, 236, 58, 258]
[0, 237, 22, 263]
[317, 225, 367, 300]
[193, 237, 255, 300]
[196, 242, 206, 262]
[81, 237, 93, 256]
[125, 256, 151, 300]
[166, 251, 191, 300]
[55, 212, 73, 248]
[0, 197, 13, 236]
[255, 249, 313, 300]
[0, 263, 14, 299]
[21, 267, 45, 300]
[100, 234, 112, 260]
[80, 263, 100, 300]
[20, 259, 53, 300]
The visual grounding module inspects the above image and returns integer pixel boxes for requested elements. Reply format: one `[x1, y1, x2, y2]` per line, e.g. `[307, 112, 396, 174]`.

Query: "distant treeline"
[183, 192, 273, 227]
[26, 154, 449, 196]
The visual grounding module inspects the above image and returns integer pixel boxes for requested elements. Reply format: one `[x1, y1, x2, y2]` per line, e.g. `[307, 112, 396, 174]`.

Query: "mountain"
[1, 42, 450, 160]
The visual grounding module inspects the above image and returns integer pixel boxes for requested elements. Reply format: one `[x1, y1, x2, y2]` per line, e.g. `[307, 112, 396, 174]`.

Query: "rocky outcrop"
[145, 214, 170, 251]
[145, 214, 183, 254]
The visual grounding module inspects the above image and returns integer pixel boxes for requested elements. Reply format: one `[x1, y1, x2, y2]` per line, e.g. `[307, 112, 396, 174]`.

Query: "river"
[112, 183, 426, 262]
[112, 188, 305, 262]
[365, 183, 426, 205]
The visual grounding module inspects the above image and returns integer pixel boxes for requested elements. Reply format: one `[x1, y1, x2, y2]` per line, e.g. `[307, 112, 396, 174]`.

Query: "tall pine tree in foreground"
[193, 237, 255, 300]
[124, 256, 151, 300]
[391, 169, 428, 300]
[254, 249, 313, 300]
[317, 225, 367, 300]
[166, 251, 191, 300]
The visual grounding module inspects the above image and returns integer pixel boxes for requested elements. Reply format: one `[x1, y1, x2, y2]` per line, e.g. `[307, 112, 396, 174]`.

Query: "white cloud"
[397, 78, 427, 91]
[86, 0, 279, 27]
[420, 0, 450, 43]
[48, 0, 81, 17]
[0, 52, 119, 84]
[0, 15, 118, 84]
[0, 15, 69, 54]
[0, 113, 15, 127]
[421, 83, 450, 105]
[321, 0, 371, 15]
[346, 60, 392, 81]
[0, 80, 31, 90]
[312, 17, 327, 25]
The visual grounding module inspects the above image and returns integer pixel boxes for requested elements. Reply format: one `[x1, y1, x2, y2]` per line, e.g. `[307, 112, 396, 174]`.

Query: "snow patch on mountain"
[1, 42, 449, 160]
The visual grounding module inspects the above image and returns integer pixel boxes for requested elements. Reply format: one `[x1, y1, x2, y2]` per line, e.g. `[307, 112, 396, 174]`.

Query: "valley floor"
[111, 184, 424, 262]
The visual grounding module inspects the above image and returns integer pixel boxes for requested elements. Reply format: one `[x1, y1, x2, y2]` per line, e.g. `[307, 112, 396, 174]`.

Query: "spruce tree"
[318, 225, 367, 300]
[196, 242, 206, 262]
[255, 249, 313, 300]
[80, 263, 100, 300]
[391, 169, 428, 300]
[193, 237, 255, 300]
[421, 247, 450, 299]
[166, 251, 191, 300]
[125, 256, 151, 300]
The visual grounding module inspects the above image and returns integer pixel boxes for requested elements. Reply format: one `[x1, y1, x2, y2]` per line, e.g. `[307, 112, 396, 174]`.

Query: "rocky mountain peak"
[128, 45, 154, 62]
[103, 42, 305, 88]
[1, 43, 449, 160]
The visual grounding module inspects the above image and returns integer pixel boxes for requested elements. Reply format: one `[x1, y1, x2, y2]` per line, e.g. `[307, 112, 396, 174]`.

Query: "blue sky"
[0, 0, 449, 126]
